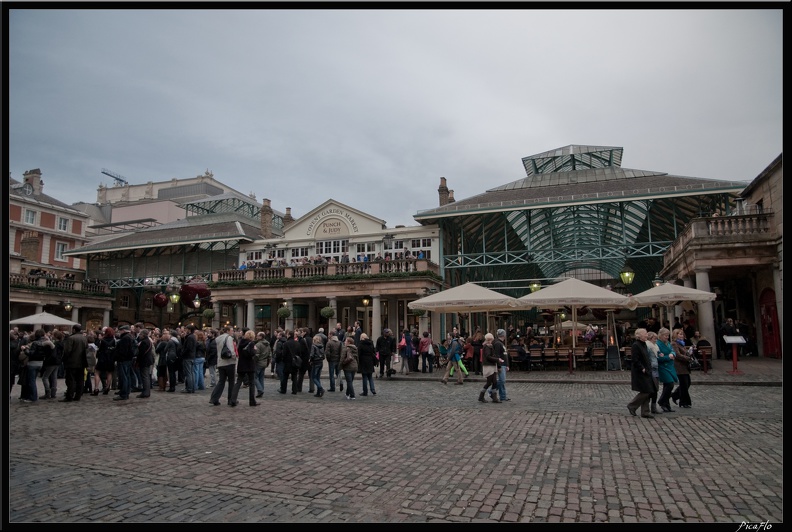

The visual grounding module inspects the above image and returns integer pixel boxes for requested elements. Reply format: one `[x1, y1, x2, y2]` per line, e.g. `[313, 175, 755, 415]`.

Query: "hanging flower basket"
[412, 308, 426, 317]
[202, 308, 216, 320]
[277, 306, 292, 319]
[320, 306, 336, 319]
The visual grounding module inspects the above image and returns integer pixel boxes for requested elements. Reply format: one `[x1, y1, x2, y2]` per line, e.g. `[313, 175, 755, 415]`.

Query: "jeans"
[131, 365, 142, 389]
[310, 362, 324, 393]
[361, 372, 375, 394]
[378, 355, 391, 377]
[193, 357, 205, 390]
[210, 364, 236, 404]
[116, 360, 133, 399]
[41, 364, 59, 398]
[26, 362, 43, 401]
[254, 365, 266, 393]
[421, 353, 434, 373]
[343, 369, 356, 398]
[207, 364, 217, 386]
[496, 365, 508, 400]
[182, 358, 195, 392]
[327, 361, 339, 390]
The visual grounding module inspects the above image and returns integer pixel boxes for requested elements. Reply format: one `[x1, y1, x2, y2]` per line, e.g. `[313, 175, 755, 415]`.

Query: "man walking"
[494, 329, 510, 401]
[60, 324, 88, 402]
[209, 326, 237, 406]
[375, 328, 396, 378]
[626, 328, 657, 418]
[113, 325, 135, 401]
[181, 325, 197, 393]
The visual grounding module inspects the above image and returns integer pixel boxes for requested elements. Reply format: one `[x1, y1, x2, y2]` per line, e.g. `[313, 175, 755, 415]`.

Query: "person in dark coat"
[134, 328, 154, 398]
[180, 325, 197, 393]
[626, 328, 658, 418]
[375, 328, 397, 378]
[229, 330, 257, 406]
[61, 324, 88, 402]
[280, 330, 302, 395]
[96, 327, 117, 395]
[357, 333, 377, 396]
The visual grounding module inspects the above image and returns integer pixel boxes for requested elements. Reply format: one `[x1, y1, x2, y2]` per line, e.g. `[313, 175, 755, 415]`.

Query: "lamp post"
[653, 274, 664, 287]
[63, 300, 73, 311]
[529, 281, 542, 293]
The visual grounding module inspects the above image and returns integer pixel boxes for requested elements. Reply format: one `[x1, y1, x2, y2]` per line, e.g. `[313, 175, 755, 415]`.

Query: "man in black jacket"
[61, 325, 88, 402]
[181, 325, 197, 393]
[281, 330, 302, 395]
[113, 325, 136, 401]
[375, 328, 396, 379]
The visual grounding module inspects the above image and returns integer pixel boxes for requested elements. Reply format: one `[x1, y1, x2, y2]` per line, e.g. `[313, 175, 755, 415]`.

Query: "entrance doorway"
[759, 289, 781, 359]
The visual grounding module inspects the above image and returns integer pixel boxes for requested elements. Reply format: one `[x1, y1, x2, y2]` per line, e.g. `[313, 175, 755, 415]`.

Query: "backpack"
[219, 336, 234, 359]
[104, 338, 117, 361]
[310, 344, 325, 363]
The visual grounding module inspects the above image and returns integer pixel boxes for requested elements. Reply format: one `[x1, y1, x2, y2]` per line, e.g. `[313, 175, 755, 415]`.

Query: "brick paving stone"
[8, 359, 782, 523]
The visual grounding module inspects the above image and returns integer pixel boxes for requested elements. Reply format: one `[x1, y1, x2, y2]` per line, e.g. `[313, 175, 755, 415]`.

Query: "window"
[24, 209, 36, 224]
[54, 242, 68, 261]
[246, 251, 263, 261]
[120, 295, 130, 309]
[57, 217, 69, 232]
[291, 247, 310, 259]
[316, 239, 349, 262]
[144, 298, 153, 310]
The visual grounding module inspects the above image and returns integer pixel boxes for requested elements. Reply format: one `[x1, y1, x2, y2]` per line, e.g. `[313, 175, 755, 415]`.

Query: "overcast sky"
[8, 8, 783, 228]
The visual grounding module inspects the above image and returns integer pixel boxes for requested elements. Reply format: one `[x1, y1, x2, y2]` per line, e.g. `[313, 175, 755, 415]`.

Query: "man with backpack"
[441, 332, 465, 385]
[209, 326, 237, 406]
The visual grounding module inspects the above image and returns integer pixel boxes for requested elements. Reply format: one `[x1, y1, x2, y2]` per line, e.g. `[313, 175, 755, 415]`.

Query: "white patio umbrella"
[9, 311, 80, 327]
[550, 320, 588, 331]
[408, 282, 520, 333]
[517, 278, 631, 365]
[628, 282, 717, 325]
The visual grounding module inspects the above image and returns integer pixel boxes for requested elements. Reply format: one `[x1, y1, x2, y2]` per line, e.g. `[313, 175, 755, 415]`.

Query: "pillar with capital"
[246, 299, 255, 330]
[372, 295, 382, 338]
[284, 298, 294, 331]
[103, 308, 111, 328]
[694, 268, 717, 353]
[212, 301, 221, 329]
[71, 306, 80, 324]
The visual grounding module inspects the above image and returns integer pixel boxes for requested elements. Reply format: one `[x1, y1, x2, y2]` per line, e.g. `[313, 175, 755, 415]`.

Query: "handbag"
[427, 343, 434, 356]
[398, 337, 407, 348]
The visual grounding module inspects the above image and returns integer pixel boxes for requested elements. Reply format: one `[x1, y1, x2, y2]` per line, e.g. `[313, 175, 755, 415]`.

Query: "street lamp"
[529, 281, 542, 293]
[653, 273, 664, 287]
[63, 300, 73, 311]
[362, 297, 370, 307]
[193, 294, 201, 309]
[619, 264, 635, 286]
[168, 291, 181, 304]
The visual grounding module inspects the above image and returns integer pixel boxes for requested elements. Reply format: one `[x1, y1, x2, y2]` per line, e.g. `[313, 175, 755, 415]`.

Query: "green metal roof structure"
[414, 145, 748, 296]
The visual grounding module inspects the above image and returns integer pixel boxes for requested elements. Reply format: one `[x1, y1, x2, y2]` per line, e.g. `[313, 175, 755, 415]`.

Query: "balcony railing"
[214, 258, 439, 283]
[664, 211, 775, 261]
[9, 274, 112, 294]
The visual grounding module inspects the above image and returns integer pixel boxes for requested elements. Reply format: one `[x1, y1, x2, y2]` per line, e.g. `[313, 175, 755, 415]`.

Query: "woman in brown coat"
[670, 329, 693, 408]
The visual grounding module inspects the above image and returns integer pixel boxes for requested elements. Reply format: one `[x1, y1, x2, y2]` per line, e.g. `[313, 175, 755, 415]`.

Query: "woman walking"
[309, 333, 326, 397]
[478, 333, 503, 403]
[339, 336, 359, 400]
[357, 333, 377, 396]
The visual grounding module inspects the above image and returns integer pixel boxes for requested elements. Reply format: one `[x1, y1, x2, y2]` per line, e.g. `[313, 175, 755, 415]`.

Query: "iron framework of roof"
[420, 145, 745, 297]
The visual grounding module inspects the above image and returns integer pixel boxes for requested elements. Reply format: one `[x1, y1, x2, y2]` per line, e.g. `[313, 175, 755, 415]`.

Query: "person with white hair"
[478, 333, 504, 403]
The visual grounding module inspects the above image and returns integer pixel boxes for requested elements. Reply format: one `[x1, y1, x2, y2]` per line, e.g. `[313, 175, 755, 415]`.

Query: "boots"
[491, 391, 502, 403]
[478, 391, 487, 402]
[158, 376, 167, 392]
[651, 403, 662, 414]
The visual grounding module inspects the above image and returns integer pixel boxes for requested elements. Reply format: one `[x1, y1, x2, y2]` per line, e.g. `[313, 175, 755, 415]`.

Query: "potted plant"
[320, 306, 336, 319]
[202, 308, 216, 320]
[277, 306, 292, 319]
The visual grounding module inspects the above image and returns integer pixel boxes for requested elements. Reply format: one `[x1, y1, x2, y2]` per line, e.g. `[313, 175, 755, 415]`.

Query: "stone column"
[71, 306, 80, 324]
[246, 299, 255, 331]
[213, 301, 221, 329]
[103, 308, 111, 328]
[235, 303, 244, 330]
[694, 268, 717, 352]
[284, 299, 294, 331]
[372, 295, 382, 338]
[308, 300, 316, 333]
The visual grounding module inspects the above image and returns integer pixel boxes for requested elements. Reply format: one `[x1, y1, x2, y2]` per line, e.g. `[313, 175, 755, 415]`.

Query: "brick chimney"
[438, 177, 449, 206]
[448, 189, 455, 203]
[282, 207, 294, 228]
[20, 230, 41, 262]
[24, 168, 44, 195]
[260, 198, 273, 238]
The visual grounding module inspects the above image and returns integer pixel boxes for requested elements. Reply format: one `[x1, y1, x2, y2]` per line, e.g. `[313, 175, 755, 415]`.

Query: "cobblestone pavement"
[7, 357, 783, 523]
